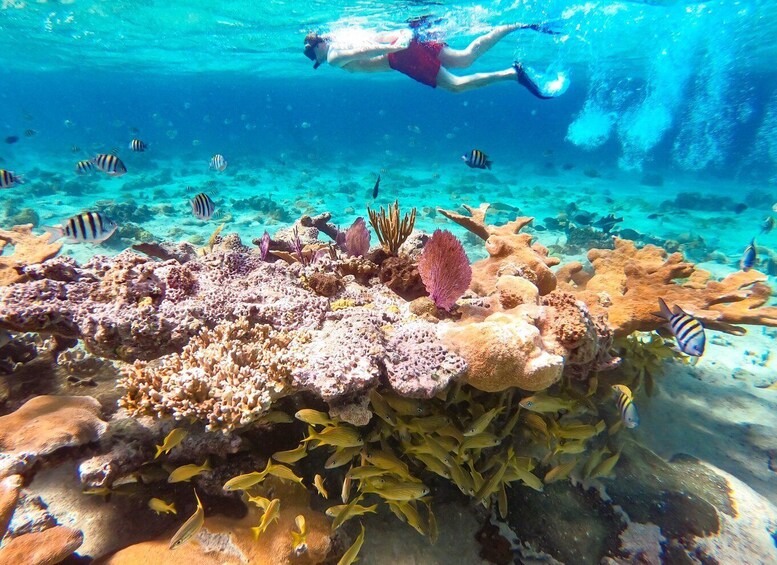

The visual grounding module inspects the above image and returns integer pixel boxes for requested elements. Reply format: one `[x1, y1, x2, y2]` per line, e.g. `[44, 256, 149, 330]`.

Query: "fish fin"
[14, 174, 25, 185]
[110, 147, 119, 156]
[485, 159, 492, 170]
[194, 489, 203, 510]
[656, 297, 672, 320]
[154, 445, 165, 459]
[42, 226, 64, 244]
[672, 305, 688, 316]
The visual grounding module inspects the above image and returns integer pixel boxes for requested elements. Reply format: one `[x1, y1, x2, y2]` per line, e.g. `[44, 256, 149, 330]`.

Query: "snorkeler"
[303, 17, 568, 98]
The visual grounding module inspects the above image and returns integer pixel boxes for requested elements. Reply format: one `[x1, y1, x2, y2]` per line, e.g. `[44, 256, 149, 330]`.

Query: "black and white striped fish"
[91, 154, 127, 177]
[209, 154, 227, 172]
[0, 169, 24, 189]
[657, 297, 705, 357]
[75, 160, 95, 175]
[190, 193, 216, 220]
[43, 211, 118, 244]
[612, 385, 639, 429]
[462, 149, 492, 170]
[129, 139, 147, 152]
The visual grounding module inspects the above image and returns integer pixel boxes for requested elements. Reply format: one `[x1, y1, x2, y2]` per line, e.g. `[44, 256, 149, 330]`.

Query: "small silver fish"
[209, 154, 227, 172]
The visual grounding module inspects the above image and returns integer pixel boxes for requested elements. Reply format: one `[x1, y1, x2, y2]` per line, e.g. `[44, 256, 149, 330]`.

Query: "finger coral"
[119, 319, 303, 432]
[417, 229, 472, 311]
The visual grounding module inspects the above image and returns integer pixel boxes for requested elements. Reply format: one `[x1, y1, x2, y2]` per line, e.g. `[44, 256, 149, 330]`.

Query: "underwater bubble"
[166, 129, 178, 139]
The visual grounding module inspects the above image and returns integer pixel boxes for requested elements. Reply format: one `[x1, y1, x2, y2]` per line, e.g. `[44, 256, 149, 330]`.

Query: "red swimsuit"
[388, 39, 446, 88]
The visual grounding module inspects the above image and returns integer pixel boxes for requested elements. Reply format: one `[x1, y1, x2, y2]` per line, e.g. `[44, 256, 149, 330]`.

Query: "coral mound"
[438, 203, 559, 295]
[0, 224, 62, 287]
[558, 238, 777, 336]
[0, 475, 83, 565]
[0, 395, 107, 475]
[442, 311, 564, 392]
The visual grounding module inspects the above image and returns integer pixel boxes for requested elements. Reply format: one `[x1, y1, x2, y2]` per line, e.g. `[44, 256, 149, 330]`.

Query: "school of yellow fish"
[86, 362, 646, 561]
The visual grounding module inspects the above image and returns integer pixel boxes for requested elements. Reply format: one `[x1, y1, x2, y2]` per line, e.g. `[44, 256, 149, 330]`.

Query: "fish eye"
[525, 401, 534, 408]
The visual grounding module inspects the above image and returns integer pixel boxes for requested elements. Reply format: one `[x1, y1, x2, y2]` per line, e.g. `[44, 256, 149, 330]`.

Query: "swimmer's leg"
[435, 66, 516, 93]
[439, 21, 562, 69]
[439, 24, 522, 69]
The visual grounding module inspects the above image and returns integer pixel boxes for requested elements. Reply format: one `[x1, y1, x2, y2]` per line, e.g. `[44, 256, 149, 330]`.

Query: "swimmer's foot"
[513, 62, 568, 99]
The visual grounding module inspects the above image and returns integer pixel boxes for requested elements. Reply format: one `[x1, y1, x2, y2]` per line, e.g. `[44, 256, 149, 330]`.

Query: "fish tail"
[657, 297, 672, 320]
[42, 225, 64, 244]
[202, 459, 211, 471]
[14, 174, 25, 184]
[485, 159, 492, 170]
[154, 444, 165, 459]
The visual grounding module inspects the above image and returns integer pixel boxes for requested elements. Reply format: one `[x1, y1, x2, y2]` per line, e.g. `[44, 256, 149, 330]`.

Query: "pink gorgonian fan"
[417, 229, 472, 311]
[345, 217, 371, 257]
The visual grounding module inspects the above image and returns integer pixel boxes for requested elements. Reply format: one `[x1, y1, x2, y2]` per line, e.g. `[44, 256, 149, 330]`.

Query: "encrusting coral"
[0, 224, 62, 287]
[0, 395, 108, 475]
[556, 238, 777, 336]
[0, 475, 84, 565]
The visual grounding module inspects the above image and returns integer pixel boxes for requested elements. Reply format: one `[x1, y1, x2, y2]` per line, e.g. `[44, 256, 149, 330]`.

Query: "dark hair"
[304, 33, 324, 63]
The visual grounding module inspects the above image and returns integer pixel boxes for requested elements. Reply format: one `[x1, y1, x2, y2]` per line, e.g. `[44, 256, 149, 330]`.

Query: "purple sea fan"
[345, 217, 371, 257]
[418, 229, 472, 311]
[259, 230, 271, 261]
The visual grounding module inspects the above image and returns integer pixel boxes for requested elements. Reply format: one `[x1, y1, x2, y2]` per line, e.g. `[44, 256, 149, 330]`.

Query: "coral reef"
[0, 224, 62, 287]
[417, 229, 471, 311]
[438, 204, 559, 296]
[0, 475, 84, 565]
[557, 238, 777, 336]
[0, 395, 108, 475]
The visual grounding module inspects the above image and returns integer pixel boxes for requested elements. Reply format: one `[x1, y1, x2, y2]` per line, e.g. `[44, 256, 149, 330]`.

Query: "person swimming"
[303, 16, 569, 98]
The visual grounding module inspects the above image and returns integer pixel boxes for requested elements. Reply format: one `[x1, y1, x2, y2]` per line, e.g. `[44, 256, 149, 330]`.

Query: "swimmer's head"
[304, 33, 326, 69]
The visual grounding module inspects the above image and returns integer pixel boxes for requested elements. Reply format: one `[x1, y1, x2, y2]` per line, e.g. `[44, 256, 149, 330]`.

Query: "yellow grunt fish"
[475, 460, 508, 505]
[246, 494, 272, 511]
[408, 415, 451, 433]
[291, 514, 308, 553]
[169, 490, 205, 549]
[519, 393, 577, 414]
[459, 433, 502, 452]
[155, 428, 188, 459]
[368, 389, 397, 425]
[364, 449, 409, 473]
[552, 420, 605, 441]
[265, 462, 304, 485]
[389, 501, 426, 536]
[223, 471, 265, 491]
[337, 523, 365, 565]
[499, 408, 523, 439]
[272, 443, 308, 464]
[497, 483, 508, 519]
[544, 458, 579, 484]
[251, 498, 280, 540]
[410, 453, 450, 479]
[590, 452, 621, 479]
[314, 474, 329, 499]
[305, 425, 363, 448]
[256, 410, 294, 424]
[364, 480, 430, 501]
[325, 446, 361, 469]
[148, 497, 177, 515]
[329, 497, 378, 530]
[341, 475, 352, 504]
[295, 409, 333, 426]
[168, 460, 211, 483]
[503, 465, 544, 492]
[346, 465, 391, 481]
[423, 500, 438, 543]
[464, 407, 503, 437]
[382, 393, 429, 416]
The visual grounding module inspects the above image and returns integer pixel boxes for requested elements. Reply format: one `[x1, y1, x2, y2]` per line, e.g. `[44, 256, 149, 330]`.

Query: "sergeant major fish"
[612, 385, 639, 428]
[656, 297, 705, 357]
[129, 139, 147, 152]
[209, 154, 227, 172]
[0, 169, 24, 189]
[75, 160, 95, 175]
[462, 149, 492, 170]
[190, 193, 216, 220]
[91, 153, 127, 176]
[43, 212, 118, 244]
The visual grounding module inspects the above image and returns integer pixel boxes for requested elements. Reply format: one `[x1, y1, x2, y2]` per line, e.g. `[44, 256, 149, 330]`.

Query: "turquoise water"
[3, 1, 777, 263]
[2, 1, 777, 562]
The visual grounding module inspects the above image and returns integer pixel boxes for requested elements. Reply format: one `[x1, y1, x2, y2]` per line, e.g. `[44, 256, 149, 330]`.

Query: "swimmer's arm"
[328, 42, 406, 66]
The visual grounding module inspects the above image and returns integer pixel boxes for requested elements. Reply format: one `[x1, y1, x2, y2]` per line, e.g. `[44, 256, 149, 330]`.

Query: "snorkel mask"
[304, 34, 324, 69]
